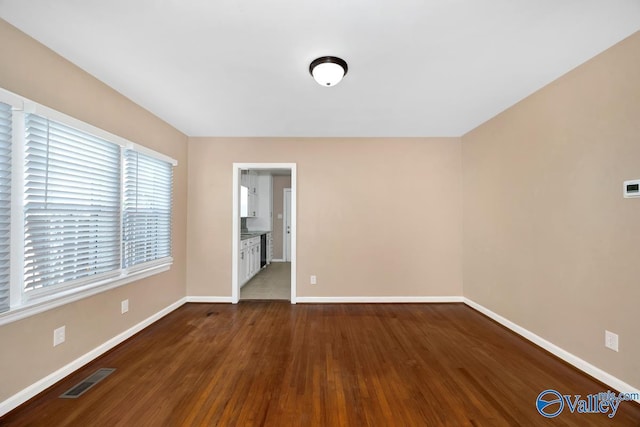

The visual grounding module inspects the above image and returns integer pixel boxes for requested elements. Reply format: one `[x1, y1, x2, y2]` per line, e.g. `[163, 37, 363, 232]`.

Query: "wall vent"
[59, 368, 115, 399]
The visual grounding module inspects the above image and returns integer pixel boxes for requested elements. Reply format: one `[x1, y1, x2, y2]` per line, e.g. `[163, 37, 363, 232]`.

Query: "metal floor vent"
[60, 368, 115, 399]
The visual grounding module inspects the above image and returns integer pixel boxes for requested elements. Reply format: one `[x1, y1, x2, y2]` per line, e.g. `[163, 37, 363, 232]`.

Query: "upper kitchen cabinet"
[240, 170, 259, 217]
[248, 173, 273, 229]
[241, 170, 273, 225]
[244, 170, 258, 195]
[255, 173, 272, 229]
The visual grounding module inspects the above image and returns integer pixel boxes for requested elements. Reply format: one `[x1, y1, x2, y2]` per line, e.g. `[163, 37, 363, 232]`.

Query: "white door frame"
[283, 188, 291, 262]
[232, 163, 297, 304]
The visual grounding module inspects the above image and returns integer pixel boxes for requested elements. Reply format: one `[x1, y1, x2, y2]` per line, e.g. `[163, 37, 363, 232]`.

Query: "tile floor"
[240, 262, 291, 300]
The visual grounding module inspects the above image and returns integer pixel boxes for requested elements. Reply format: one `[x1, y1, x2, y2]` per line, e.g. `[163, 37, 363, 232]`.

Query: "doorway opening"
[232, 163, 297, 304]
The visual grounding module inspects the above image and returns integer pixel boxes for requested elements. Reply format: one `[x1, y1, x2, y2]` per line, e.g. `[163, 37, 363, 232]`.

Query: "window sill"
[0, 261, 172, 326]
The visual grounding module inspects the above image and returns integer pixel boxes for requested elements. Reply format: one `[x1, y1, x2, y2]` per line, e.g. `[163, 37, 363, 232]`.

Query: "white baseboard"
[296, 296, 464, 303]
[185, 296, 464, 304]
[0, 297, 187, 417]
[185, 296, 233, 303]
[271, 259, 285, 262]
[464, 298, 640, 404]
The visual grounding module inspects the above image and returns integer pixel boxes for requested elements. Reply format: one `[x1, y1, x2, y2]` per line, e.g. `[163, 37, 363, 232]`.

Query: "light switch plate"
[53, 326, 66, 347]
[605, 330, 619, 352]
[121, 299, 129, 314]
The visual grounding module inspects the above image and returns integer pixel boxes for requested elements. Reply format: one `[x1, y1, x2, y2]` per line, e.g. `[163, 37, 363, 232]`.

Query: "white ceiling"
[1, 1, 639, 137]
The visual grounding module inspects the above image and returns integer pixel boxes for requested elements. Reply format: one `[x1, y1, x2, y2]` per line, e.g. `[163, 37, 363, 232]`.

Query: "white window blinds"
[123, 150, 172, 269]
[0, 103, 11, 312]
[24, 114, 121, 292]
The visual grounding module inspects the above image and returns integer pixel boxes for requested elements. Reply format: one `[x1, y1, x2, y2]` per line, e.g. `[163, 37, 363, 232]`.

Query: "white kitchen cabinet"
[248, 170, 258, 195]
[240, 171, 259, 218]
[240, 170, 257, 188]
[247, 171, 260, 217]
[240, 236, 263, 287]
[248, 193, 258, 217]
[253, 240, 261, 275]
[240, 239, 251, 286]
[244, 248, 251, 283]
[248, 174, 272, 230]
[239, 248, 247, 284]
[249, 245, 255, 277]
[252, 244, 261, 275]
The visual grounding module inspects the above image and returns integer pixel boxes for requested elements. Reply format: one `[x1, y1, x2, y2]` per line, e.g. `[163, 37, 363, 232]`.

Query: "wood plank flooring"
[2, 302, 639, 426]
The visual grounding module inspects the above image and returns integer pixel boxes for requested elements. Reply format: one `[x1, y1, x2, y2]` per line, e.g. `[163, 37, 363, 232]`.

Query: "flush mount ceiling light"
[309, 56, 348, 87]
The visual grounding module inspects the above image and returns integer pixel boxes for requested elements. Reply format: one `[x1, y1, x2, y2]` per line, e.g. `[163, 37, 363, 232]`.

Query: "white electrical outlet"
[605, 330, 619, 352]
[310, 275, 317, 285]
[121, 299, 129, 314]
[53, 326, 66, 347]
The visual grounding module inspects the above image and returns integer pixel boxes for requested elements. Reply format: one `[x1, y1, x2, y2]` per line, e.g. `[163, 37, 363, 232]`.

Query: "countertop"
[240, 230, 270, 240]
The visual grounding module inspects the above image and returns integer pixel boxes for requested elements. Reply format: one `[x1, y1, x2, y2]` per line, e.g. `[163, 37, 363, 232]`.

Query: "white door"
[283, 188, 292, 262]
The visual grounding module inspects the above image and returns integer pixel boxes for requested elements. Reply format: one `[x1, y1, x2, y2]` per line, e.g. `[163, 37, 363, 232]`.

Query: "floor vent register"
[59, 368, 116, 399]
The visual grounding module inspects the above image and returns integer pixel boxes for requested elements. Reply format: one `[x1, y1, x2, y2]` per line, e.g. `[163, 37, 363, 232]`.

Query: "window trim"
[25, 102, 177, 166]
[0, 260, 172, 326]
[0, 87, 177, 325]
[0, 101, 13, 313]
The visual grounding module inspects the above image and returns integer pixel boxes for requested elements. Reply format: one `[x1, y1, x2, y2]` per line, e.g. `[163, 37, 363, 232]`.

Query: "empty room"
[0, 1, 639, 425]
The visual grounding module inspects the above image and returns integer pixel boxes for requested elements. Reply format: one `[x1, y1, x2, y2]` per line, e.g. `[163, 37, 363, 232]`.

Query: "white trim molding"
[231, 163, 297, 305]
[185, 296, 234, 303]
[464, 298, 640, 404]
[0, 297, 187, 417]
[296, 296, 464, 304]
[0, 264, 172, 326]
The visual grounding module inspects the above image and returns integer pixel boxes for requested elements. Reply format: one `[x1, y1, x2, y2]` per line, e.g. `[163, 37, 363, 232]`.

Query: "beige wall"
[272, 175, 292, 260]
[3, 11, 636, 411]
[462, 32, 640, 389]
[0, 20, 188, 402]
[187, 138, 463, 298]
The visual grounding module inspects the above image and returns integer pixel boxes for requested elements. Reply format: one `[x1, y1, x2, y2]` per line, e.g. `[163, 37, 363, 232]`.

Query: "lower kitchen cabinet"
[240, 236, 262, 287]
[239, 248, 247, 284]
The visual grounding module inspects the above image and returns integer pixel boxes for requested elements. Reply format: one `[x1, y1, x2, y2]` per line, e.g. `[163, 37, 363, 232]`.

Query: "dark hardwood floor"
[2, 302, 639, 426]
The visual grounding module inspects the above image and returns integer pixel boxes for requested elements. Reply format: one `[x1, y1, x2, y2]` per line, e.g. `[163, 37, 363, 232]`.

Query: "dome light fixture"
[309, 56, 348, 87]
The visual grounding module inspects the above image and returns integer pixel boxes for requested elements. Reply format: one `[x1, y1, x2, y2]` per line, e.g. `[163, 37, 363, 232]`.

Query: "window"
[0, 88, 176, 321]
[23, 114, 121, 293]
[123, 150, 173, 269]
[0, 102, 11, 313]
